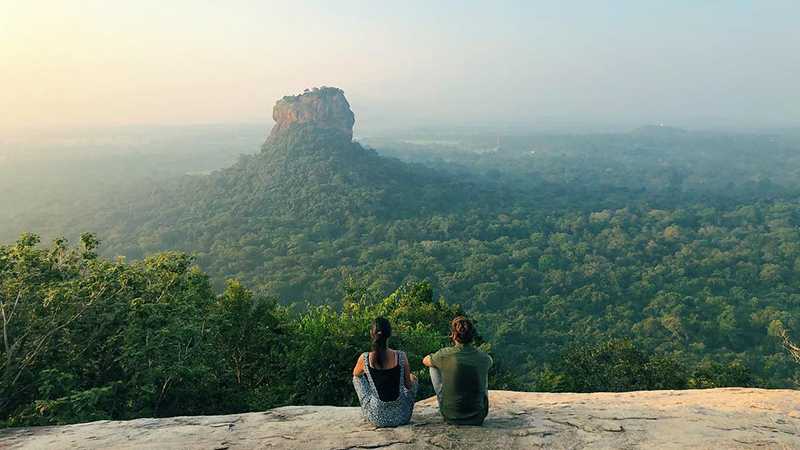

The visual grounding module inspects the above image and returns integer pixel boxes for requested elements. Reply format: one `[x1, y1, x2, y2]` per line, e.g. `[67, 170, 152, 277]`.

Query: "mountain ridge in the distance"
[68, 87, 495, 293]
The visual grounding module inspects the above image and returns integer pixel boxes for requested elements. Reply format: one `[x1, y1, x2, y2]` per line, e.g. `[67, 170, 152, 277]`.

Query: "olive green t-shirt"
[430, 343, 493, 425]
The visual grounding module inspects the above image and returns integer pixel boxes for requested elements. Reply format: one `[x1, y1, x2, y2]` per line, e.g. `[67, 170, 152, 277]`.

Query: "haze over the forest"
[2, 0, 799, 133]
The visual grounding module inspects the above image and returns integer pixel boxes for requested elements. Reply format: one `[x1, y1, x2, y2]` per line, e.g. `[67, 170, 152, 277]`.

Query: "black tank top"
[369, 353, 401, 401]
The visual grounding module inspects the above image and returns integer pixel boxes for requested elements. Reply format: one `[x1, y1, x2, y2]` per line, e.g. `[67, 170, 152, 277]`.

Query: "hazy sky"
[1, 0, 798, 132]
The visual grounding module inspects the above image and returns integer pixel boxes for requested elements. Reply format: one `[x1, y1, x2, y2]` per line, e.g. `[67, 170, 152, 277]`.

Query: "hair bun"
[451, 316, 476, 344]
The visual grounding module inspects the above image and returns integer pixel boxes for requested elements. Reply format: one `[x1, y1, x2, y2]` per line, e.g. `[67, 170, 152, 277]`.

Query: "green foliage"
[0, 236, 229, 425]
[526, 339, 759, 393]
[211, 280, 290, 411]
[0, 237, 505, 426]
[644, 356, 689, 390]
[540, 338, 688, 392]
[688, 360, 760, 389]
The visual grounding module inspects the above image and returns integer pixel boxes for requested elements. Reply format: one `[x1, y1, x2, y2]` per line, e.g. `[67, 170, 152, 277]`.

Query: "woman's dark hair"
[370, 317, 392, 368]
[451, 316, 475, 344]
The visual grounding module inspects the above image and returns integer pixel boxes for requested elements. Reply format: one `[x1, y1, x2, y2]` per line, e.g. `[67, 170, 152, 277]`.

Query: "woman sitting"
[352, 317, 418, 427]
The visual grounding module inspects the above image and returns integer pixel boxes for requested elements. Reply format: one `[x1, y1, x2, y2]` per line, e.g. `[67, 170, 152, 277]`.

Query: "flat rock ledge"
[2, 389, 800, 449]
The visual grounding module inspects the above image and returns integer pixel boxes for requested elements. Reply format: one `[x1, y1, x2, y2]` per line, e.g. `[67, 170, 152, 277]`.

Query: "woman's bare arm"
[353, 354, 365, 377]
[403, 352, 417, 389]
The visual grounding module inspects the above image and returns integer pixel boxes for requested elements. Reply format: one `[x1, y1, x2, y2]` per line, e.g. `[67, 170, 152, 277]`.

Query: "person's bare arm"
[403, 352, 417, 389]
[353, 354, 365, 377]
[422, 354, 434, 367]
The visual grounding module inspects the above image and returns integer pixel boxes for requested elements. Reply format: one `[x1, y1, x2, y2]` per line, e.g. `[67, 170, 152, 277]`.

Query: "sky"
[1, 0, 799, 133]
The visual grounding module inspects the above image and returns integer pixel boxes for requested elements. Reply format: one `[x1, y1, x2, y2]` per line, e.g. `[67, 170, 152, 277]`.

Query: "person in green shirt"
[423, 316, 493, 425]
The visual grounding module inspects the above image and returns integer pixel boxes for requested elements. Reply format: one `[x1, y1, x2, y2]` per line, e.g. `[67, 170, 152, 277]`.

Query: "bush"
[688, 360, 760, 389]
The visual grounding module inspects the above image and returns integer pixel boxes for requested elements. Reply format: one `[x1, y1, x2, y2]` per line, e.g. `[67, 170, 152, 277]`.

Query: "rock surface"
[2, 389, 800, 449]
[268, 87, 355, 141]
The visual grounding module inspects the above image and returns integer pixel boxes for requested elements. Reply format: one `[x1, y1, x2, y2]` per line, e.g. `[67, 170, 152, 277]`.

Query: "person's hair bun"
[451, 316, 476, 344]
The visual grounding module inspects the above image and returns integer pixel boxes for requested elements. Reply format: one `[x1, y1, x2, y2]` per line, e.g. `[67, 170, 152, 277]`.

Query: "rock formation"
[2, 388, 800, 449]
[267, 87, 356, 142]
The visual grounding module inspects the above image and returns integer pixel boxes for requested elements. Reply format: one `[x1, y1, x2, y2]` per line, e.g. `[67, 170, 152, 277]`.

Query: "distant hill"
[198, 87, 472, 220]
[60, 87, 502, 299]
[630, 124, 688, 136]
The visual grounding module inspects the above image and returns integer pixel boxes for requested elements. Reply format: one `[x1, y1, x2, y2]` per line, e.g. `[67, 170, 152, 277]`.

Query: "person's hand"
[410, 374, 418, 382]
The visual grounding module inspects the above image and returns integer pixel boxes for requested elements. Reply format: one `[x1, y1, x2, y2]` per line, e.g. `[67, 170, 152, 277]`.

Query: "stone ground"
[2, 388, 800, 449]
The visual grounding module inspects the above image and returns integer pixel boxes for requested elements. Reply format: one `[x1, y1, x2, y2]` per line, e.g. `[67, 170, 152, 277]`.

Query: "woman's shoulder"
[369, 348, 400, 355]
[393, 349, 408, 363]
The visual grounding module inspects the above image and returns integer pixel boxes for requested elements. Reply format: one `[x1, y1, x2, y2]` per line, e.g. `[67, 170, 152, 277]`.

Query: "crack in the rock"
[542, 418, 590, 432]
[609, 417, 659, 421]
[753, 425, 798, 436]
[426, 438, 446, 450]
[733, 438, 771, 446]
[709, 426, 747, 431]
[331, 440, 415, 450]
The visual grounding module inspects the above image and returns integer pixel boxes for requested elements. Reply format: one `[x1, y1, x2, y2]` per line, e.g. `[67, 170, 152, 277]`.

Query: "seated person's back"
[352, 317, 418, 428]
[368, 351, 401, 401]
[424, 317, 492, 425]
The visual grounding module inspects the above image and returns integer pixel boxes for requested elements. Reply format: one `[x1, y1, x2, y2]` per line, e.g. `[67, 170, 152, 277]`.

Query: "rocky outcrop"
[3, 389, 800, 449]
[267, 87, 355, 142]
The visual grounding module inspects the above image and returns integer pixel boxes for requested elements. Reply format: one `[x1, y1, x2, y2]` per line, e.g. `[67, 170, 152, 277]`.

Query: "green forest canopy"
[0, 235, 762, 426]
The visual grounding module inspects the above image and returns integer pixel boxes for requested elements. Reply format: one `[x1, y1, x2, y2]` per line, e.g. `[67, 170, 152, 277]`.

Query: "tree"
[688, 360, 758, 389]
[779, 329, 800, 386]
[1, 234, 108, 419]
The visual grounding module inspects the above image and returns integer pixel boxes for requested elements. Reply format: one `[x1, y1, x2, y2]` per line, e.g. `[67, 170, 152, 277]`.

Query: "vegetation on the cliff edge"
[0, 235, 763, 427]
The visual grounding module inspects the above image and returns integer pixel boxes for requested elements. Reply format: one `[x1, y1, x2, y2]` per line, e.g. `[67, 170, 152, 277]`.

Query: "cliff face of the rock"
[3, 389, 800, 450]
[267, 87, 355, 142]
